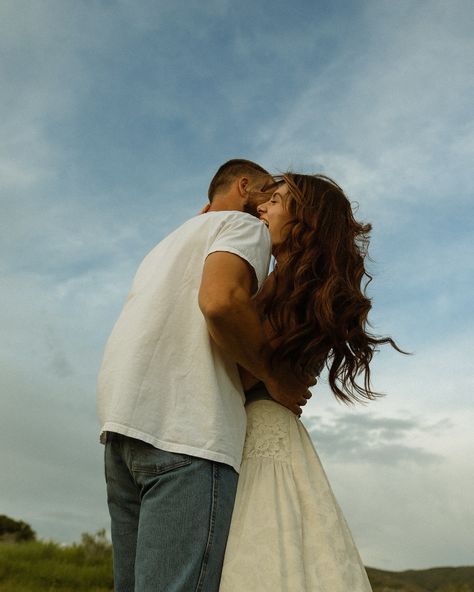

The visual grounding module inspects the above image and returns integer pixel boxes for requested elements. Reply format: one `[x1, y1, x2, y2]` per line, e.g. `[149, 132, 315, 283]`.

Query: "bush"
[79, 529, 111, 561]
[0, 515, 36, 543]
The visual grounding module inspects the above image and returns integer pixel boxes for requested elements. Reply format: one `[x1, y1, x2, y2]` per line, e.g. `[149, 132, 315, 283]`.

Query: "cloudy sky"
[1, 0, 473, 572]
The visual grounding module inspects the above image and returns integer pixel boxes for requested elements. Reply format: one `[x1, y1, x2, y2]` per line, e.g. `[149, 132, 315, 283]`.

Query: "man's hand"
[264, 369, 316, 416]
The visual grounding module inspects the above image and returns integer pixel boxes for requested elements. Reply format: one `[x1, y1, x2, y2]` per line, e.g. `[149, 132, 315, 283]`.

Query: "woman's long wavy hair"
[260, 173, 403, 404]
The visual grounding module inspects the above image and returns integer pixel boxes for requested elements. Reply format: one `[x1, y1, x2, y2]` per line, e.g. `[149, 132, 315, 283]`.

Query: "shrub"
[0, 515, 36, 543]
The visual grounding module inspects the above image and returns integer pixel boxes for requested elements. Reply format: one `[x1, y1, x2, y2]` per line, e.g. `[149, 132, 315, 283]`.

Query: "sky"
[1, 0, 473, 572]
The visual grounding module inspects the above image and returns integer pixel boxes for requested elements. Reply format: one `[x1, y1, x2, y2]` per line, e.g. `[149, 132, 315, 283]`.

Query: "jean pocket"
[131, 443, 193, 475]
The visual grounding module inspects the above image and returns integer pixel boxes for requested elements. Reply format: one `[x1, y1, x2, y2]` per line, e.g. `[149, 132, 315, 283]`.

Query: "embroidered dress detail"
[220, 400, 373, 592]
[243, 404, 290, 461]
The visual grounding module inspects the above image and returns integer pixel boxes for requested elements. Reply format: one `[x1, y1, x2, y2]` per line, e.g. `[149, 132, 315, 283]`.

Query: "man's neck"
[208, 193, 243, 213]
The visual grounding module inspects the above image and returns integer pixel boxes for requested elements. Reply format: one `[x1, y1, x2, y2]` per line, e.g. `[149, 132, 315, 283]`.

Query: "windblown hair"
[208, 159, 269, 202]
[260, 173, 403, 404]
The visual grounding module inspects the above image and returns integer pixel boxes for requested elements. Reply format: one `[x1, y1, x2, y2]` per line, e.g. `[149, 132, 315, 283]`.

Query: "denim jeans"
[104, 432, 238, 592]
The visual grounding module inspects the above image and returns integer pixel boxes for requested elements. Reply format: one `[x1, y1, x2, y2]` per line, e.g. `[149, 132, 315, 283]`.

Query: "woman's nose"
[257, 202, 267, 214]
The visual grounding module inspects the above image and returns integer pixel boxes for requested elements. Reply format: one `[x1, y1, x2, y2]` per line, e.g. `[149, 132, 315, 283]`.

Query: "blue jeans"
[104, 432, 238, 592]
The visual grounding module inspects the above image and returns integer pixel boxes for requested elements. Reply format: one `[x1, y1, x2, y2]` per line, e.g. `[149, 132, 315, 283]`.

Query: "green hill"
[366, 566, 474, 592]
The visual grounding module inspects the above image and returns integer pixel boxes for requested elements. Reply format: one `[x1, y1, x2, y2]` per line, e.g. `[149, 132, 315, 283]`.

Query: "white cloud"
[0, 360, 107, 543]
[301, 405, 474, 569]
[304, 411, 447, 466]
[255, 0, 473, 213]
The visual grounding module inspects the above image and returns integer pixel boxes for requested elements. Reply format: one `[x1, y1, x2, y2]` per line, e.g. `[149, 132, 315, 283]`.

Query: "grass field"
[0, 533, 113, 592]
[1, 534, 473, 592]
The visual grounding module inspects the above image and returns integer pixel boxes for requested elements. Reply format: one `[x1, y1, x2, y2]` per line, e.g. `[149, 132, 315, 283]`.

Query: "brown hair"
[260, 173, 404, 404]
[208, 159, 269, 202]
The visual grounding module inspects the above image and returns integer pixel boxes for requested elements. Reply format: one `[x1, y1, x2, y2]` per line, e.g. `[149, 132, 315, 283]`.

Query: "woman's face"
[257, 183, 293, 248]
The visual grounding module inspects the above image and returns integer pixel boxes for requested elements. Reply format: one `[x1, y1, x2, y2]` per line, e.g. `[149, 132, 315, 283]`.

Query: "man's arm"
[198, 251, 312, 414]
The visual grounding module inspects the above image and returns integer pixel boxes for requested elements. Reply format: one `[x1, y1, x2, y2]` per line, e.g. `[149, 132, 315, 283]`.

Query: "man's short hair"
[208, 159, 269, 202]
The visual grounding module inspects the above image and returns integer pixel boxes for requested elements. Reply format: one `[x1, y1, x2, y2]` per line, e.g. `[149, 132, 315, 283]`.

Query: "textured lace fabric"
[220, 400, 373, 592]
[242, 401, 291, 461]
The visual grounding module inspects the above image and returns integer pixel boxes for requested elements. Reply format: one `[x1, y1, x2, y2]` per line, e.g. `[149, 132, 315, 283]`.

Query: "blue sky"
[1, 0, 473, 571]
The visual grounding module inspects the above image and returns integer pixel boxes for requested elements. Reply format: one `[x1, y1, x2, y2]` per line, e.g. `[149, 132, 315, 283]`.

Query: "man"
[97, 159, 311, 592]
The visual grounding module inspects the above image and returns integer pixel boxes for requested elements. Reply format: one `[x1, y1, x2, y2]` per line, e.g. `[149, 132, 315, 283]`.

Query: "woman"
[220, 173, 401, 591]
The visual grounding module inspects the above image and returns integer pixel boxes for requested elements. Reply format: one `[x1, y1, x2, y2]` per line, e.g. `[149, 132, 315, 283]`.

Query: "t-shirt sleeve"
[206, 213, 271, 291]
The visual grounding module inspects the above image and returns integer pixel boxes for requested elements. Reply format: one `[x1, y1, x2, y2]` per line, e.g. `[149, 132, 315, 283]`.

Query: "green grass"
[1, 537, 473, 592]
[0, 539, 113, 592]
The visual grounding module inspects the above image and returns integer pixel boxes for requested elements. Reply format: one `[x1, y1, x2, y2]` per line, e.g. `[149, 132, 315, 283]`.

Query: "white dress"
[219, 392, 373, 592]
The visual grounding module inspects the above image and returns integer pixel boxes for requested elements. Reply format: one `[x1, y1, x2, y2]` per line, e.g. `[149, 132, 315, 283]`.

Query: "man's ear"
[237, 176, 249, 200]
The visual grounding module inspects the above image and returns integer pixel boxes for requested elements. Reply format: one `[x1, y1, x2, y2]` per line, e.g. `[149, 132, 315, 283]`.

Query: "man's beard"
[243, 201, 259, 217]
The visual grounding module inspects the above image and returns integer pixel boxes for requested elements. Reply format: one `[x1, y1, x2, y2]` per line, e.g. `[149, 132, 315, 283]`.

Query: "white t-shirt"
[97, 211, 271, 472]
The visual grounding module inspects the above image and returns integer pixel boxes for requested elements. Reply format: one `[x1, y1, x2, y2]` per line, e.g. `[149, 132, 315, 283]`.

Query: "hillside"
[367, 565, 474, 592]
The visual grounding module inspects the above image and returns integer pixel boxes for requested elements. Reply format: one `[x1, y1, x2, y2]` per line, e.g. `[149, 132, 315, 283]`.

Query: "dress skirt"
[219, 400, 373, 591]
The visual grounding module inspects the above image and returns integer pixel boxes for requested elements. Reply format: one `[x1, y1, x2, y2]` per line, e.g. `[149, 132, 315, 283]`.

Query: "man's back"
[97, 210, 271, 471]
